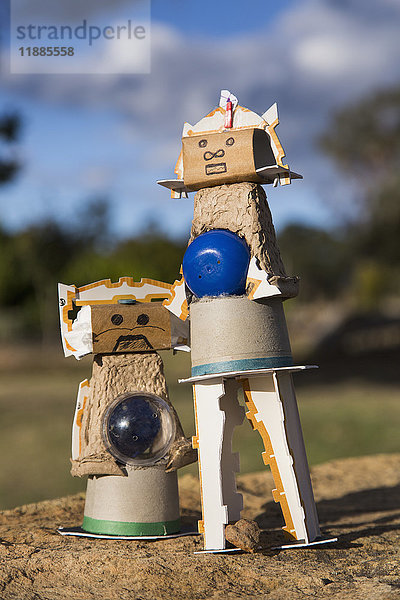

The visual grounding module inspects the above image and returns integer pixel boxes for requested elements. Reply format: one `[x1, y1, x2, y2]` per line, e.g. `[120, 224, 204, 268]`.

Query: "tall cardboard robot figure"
[159, 90, 322, 551]
[58, 277, 196, 537]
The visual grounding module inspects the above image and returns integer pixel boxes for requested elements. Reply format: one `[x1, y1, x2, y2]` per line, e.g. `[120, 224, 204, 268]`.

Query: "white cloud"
[290, 3, 400, 91]
[6, 0, 399, 135]
[4, 1, 400, 110]
[1, 0, 400, 233]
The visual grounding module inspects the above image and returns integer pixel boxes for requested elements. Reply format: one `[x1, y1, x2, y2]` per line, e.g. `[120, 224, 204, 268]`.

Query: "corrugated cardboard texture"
[84, 466, 180, 523]
[91, 303, 172, 354]
[190, 296, 292, 370]
[183, 129, 276, 190]
[71, 352, 185, 477]
[190, 182, 298, 297]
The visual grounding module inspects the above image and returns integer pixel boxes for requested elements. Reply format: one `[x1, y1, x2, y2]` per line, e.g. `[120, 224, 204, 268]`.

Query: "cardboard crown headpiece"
[58, 277, 189, 359]
[158, 90, 301, 198]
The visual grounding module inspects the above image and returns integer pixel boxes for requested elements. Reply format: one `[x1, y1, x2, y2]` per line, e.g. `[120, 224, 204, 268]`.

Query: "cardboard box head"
[157, 92, 303, 197]
[182, 128, 276, 191]
[91, 303, 173, 353]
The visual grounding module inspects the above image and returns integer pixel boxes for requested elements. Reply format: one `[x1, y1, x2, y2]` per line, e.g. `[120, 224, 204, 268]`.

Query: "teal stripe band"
[191, 356, 293, 376]
[82, 516, 181, 536]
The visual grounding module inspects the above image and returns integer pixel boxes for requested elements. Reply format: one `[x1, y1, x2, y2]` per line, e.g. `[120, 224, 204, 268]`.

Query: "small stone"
[225, 518, 262, 552]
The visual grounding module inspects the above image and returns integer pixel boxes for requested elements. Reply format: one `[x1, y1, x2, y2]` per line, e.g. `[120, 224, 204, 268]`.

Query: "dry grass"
[0, 345, 398, 510]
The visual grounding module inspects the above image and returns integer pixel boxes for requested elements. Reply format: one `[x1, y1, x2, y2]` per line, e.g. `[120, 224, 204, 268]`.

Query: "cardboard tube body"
[83, 465, 180, 535]
[190, 295, 292, 376]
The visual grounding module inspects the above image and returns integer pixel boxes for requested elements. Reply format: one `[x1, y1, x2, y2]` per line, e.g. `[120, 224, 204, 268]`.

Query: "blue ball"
[182, 229, 250, 297]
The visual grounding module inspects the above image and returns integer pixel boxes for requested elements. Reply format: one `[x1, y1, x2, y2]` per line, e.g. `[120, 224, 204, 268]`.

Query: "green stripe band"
[191, 356, 293, 376]
[82, 516, 181, 536]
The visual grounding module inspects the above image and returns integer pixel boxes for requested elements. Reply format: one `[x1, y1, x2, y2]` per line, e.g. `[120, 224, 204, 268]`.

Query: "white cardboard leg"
[193, 380, 244, 551]
[220, 379, 245, 523]
[241, 373, 320, 543]
[275, 372, 320, 542]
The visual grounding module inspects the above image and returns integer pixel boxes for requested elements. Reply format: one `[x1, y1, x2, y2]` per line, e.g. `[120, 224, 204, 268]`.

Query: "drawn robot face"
[182, 128, 276, 190]
[91, 303, 171, 353]
[195, 130, 237, 177]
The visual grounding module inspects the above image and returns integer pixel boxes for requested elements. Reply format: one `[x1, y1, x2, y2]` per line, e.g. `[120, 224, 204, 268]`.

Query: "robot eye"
[198, 139, 207, 148]
[226, 137, 235, 146]
[111, 314, 124, 326]
[137, 313, 149, 325]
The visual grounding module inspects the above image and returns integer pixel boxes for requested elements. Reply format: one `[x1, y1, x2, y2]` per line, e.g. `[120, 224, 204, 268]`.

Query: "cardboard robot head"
[158, 90, 301, 197]
[91, 303, 172, 353]
[182, 128, 276, 190]
[58, 277, 190, 359]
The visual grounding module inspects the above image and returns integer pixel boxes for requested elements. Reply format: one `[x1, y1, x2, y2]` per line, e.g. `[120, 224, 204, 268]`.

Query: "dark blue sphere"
[182, 229, 250, 297]
[106, 395, 161, 461]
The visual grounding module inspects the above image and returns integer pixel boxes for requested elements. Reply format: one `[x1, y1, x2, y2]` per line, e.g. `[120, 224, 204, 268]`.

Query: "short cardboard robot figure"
[58, 277, 196, 537]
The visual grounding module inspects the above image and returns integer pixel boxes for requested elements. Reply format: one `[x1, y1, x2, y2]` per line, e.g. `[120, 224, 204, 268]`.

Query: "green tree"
[320, 86, 400, 306]
[320, 86, 400, 263]
[0, 199, 186, 343]
[64, 225, 185, 289]
[278, 224, 349, 302]
[0, 113, 21, 184]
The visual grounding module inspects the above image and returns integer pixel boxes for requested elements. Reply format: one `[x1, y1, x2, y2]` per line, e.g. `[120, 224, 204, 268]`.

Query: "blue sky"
[1, 0, 399, 239]
[151, 0, 297, 37]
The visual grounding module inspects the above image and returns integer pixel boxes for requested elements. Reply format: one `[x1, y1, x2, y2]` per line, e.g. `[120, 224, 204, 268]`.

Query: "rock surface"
[1, 454, 399, 600]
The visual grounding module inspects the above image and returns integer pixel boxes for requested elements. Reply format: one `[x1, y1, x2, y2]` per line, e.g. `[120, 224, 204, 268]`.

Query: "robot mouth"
[205, 162, 227, 176]
[113, 334, 153, 352]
